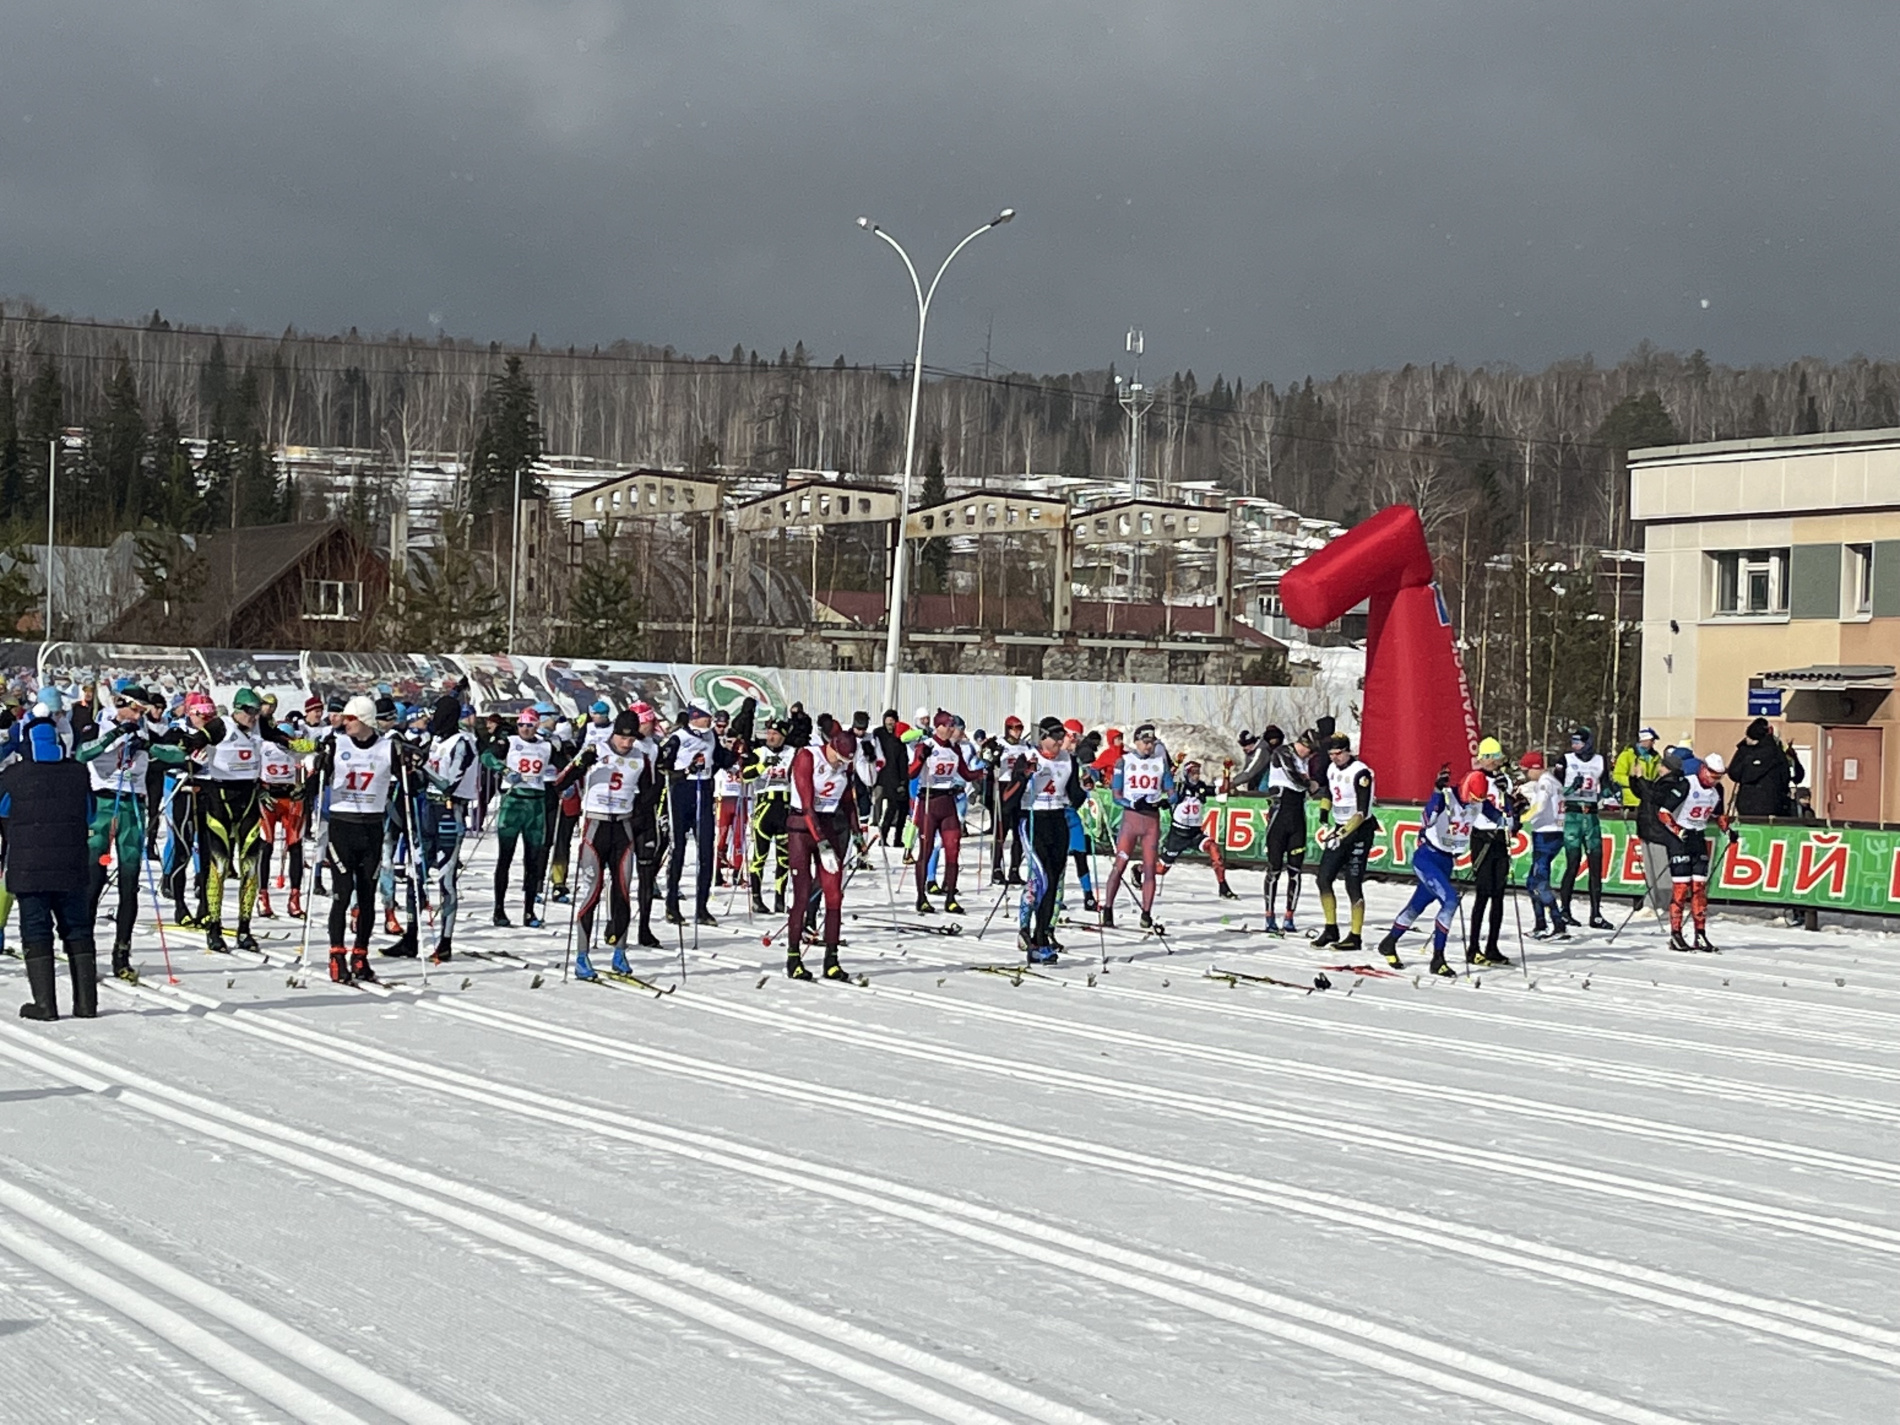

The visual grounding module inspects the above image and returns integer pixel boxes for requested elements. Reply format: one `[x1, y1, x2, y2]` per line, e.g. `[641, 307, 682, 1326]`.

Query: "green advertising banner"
[1087, 790, 1893, 915]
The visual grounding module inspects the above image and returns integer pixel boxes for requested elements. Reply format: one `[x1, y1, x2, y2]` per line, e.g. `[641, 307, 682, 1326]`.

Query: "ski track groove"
[861, 936, 1900, 1128]
[62, 983, 1732, 1425]
[88, 971, 1900, 1378]
[0, 1020, 1108, 1425]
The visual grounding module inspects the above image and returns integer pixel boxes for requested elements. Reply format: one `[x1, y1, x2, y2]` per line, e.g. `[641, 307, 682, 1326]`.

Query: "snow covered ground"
[1, 839, 1895, 1424]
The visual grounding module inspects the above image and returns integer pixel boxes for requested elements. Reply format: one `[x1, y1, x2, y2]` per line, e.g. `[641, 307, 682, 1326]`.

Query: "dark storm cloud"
[2, 2, 1896, 384]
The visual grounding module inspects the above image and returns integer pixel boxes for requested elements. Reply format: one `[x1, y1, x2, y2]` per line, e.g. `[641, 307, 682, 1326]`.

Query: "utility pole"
[44, 437, 57, 642]
[1115, 330, 1154, 501]
[1114, 330, 1155, 608]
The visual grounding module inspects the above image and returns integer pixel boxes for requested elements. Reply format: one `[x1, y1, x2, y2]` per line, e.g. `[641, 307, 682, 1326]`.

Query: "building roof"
[812, 590, 1278, 647]
[1630, 426, 1900, 465]
[106, 520, 366, 645]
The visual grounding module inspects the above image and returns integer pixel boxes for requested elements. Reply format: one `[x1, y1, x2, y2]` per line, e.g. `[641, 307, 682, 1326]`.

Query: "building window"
[303, 579, 364, 621]
[1848, 544, 1874, 617]
[1712, 549, 1788, 616]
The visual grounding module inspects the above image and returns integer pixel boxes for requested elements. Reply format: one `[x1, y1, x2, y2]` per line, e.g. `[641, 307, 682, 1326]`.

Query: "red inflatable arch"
[1278, 504, 1479, 802]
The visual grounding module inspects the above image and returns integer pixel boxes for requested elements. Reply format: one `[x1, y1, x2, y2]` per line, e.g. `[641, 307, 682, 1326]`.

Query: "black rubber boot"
[19, 946, 58, 1021]
[68, 947, 99, 1019]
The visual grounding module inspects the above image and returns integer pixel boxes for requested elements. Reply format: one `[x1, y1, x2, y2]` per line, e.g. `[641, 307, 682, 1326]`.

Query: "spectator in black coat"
[872, 710, 909, 846]
[1729, 718, 1803, 818]
[0, 710, 98, 1020]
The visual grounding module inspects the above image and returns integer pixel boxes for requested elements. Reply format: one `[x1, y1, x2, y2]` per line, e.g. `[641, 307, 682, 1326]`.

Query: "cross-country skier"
[1101, 724, 1172, 928]
[1312, 733, 1378, 951]
[1009, 719, 1086, 963]
[324, 695, 427, 984]
[383, 694, 480, 964]
[1560, 726, 1614, 930]
[783, 728, 859, 981]
[1376, 764, 1468, 977]
[662, 705, 736, 926]
[988, 715, 1031, 885]
[1657, 752, 1728, 952]
[1518, 750, 1568, 939]
[483, 708, 554, 928]
[75, 686, 186, 979]
[1060, 718, 1100, 912]
[565, 709, 654, 979]
[1157, 756, 1237, 899]
[744, 718, 794, 914]
[254, 698, 317, 921]
[1260, 727, 1316, 933]
[1463, 737, 1514, 968]
[908, 710, 983, 915]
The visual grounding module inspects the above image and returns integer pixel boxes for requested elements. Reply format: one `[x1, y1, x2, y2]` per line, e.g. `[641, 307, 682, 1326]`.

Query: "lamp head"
[856, 216, 874, 231]
[994, 208, 1015, 224]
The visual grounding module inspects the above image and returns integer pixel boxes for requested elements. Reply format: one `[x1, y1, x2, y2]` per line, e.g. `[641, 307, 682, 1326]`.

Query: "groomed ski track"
[2, 848, 1894, 1422]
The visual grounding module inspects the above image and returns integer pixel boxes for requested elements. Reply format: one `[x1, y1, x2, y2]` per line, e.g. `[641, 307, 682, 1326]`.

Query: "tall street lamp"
[857, 208, 1014, 719]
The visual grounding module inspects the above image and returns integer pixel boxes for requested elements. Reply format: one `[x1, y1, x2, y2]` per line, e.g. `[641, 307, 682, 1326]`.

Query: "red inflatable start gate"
[1277, 505, 1479, 802]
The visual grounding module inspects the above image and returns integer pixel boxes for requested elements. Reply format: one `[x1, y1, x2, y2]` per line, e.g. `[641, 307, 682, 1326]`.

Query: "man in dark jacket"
[872, 710, 909, 846]
[1, 707, 98, 1020]
[1729, 718, 1804, 818]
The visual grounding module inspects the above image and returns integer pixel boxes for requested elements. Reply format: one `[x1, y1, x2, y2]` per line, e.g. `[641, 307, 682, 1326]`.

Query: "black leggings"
[1263, 802, 1306, 916]
[1316, 824, 1373, 907]
[1029, 809, 1070, 947]
[326, 815, 382, 953]
[1466, 830, 1508, 957]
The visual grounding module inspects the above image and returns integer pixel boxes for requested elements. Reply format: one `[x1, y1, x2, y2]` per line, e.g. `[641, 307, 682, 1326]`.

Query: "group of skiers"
[0, 670, 1805, 1018]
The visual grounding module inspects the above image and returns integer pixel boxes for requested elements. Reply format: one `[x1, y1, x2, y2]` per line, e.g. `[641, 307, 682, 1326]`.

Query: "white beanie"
[343, 694, 377, 723]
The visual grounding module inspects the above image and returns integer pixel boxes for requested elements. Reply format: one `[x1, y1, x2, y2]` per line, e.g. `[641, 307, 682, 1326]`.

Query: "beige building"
[1630, 428, 1900, 824]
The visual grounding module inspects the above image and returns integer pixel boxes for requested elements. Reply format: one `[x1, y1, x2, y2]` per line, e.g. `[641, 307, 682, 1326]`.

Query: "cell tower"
[1114, 329, 1155, 501]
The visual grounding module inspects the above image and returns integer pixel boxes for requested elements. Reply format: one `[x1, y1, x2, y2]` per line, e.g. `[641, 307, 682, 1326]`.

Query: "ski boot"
[256, 890, 274, 919]
[1217, 881, 1239, 900]
[1588, 914, 1614, 931]
[349, 951, 377, 984]
[429, 939, 453, 965]
[822, 951, 850, 981]
[664, 900, 685, 926]
[915, 895, 936, 915]
[786, 953, 815, 981]
[492, 909, 513, 928]
[1100, 907, 1116, 930]
[111, 942, 137, 983]
[552, 885, 571, 904]
[610, 946, 633, 976]
[329, 947, 351, 983]
[695, 909, 719, 928]
[1668, 928, 1692, 952]
[380, 930, 418, 959]
[573, 950, 599, 981]
[943, 894, 966, 915]
[1377, 932, 1405, 968]
[384, 905, 403, 937]
[1335, 932, 1362, 953]
[1310, 924, 1340, 948]
[1007, 870, 1025, 887]
[1139, 910, 1153, 930]
[1281, 915, 1298, 935]
[204, 923, 229, 955]
[174, 908, 204, 931]
[1027, 944, 1059, 965]
[991, 869, 1008, 887]
[1472, 947, 1512, 968]
[1426, 953, 1457, 979]
[925, 879, 941, 896]
[235, 929, 261, 954]
[1693, 928, 1719, 953]
[749, 876, 771, 915]
[524, 912, 545, 930]
[1083, 891, 1099, 913]
[287, 887, 305, 919]
[638, 927, 665, 950]
[18, 950, 58, 1021]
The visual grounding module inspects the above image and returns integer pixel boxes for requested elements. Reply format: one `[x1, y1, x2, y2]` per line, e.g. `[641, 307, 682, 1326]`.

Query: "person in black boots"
[1, 705, 98, 1020]
[872, 709, 910, 847]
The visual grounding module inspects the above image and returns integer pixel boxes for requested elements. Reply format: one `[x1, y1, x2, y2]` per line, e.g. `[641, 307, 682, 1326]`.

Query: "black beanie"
[429, 694, 460, 739]
[613, 709, 640, 736]
[1746, 716, 1771, 740]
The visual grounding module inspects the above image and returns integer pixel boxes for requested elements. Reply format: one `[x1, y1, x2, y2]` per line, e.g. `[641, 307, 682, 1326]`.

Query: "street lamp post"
[857, 208, 1014, 720]
[44, 436, 57, 642]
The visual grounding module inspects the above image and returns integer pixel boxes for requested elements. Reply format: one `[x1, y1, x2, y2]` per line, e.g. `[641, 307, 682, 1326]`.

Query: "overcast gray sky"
[2, 2, 1894, 385]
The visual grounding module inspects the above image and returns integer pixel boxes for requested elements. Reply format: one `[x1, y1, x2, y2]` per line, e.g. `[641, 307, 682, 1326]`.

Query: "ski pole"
[1608, 839, 1668, 943]
[138, 833, 179, 985]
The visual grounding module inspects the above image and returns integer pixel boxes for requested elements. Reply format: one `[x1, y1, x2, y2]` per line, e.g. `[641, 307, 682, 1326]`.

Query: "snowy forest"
[3, 300, 1895, 747]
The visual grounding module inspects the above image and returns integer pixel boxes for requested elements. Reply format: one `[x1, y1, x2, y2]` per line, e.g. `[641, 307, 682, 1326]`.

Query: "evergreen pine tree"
[0, 361, 20, 523]
[915, 440, 949, 592]
[467, 355, 544, 515]
[22, 354, 63, 522]
[554, 525, 642, 659]
[87, 352, 146, 529]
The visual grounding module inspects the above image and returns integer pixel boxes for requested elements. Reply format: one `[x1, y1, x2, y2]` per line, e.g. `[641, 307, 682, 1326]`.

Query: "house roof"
[105, 520, 366, 645]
